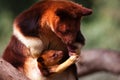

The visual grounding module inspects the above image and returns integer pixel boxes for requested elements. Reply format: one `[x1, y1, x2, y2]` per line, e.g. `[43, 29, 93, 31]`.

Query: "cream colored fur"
[13, 25, 44, 58]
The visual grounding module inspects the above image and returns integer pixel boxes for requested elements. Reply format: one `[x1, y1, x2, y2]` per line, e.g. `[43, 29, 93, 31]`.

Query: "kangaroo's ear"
[55, 6, 92, 19]
[14, 10, 40, 37]
[80, 6, 92, 16]
[55, 8, 77, 19]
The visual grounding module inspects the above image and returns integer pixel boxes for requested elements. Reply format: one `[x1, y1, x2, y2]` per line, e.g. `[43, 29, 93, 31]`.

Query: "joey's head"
[38, 50, 63, 66]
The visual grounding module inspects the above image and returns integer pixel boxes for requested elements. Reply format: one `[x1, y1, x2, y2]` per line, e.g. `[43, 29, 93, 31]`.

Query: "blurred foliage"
[0, 0, 120, 79]
[81, 0, 120, 50]
[0, 0, 37, 54]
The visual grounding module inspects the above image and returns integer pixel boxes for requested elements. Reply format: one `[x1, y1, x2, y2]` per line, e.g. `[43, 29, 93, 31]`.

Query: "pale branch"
[77, 49, 120, 77]
[0, 58, 29, 80]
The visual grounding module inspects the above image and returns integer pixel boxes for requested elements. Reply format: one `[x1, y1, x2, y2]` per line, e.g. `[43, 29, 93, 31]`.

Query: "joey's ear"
[15, 11, 40, 37]
[80, 6, 92, 16]
[37, 57, 44, 62]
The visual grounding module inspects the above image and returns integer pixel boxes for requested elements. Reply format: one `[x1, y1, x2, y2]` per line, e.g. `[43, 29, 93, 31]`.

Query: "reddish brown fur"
[3, 36, 29, 69]
[2, 0, 92, 80]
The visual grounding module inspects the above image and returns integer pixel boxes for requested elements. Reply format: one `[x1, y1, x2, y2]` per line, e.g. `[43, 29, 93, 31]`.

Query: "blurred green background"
[0, 0, 120, 80]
